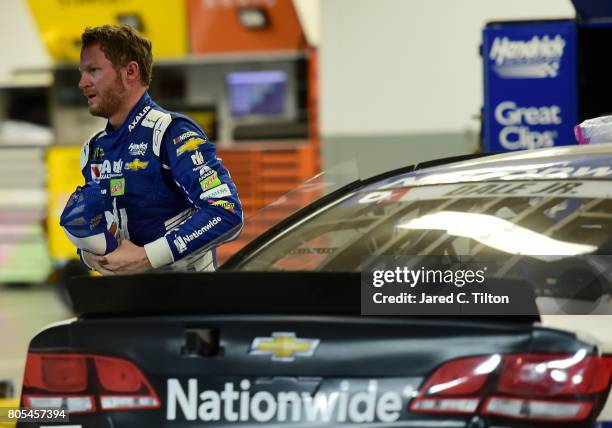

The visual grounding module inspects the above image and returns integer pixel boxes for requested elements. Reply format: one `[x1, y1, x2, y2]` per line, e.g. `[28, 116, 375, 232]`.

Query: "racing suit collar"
[104, 91, 152, 135]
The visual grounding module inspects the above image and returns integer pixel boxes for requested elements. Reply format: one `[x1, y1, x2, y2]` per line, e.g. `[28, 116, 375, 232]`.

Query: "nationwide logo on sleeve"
[173, 131, 199, 145]
[177, 138, 206, 156]
[174, 217, 222, 250]
[199, 170, 221, 191]
[128, 142, 148, 156]
[191, 151, 204, 166]
[249, 332, 319, 362]
[174, 236, 187, 254]
[110, 178, 125, 196]
[125, 158, 149, 172]
[208, 199, 235, 214]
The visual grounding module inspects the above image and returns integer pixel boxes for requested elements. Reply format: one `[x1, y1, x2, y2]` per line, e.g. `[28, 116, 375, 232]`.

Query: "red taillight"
[23, 354, 87, 392]
[94, 356, 144, 392]
[21, 353, 160, 414]
[419, 356, 500, 396]
[411, 352, 612, 422]
[411, 355, 501, 414]
[499, 352, 612, 396]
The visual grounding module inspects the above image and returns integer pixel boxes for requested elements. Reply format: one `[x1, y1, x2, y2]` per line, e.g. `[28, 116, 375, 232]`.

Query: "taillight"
[21, 353, 160, 415]
[411, 352, 612, 423]
[94, 356, 148, 392]
[498, 351, 612, 395]
[410, 355, 501, 414]
[23, 395, 96, 414]
[94, 356, 159, 410]
[483, 397, 593, 421]
[24, 354, 87, 392]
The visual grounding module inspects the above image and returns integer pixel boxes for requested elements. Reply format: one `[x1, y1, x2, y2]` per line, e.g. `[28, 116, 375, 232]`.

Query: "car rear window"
[235, 180, 612, 271]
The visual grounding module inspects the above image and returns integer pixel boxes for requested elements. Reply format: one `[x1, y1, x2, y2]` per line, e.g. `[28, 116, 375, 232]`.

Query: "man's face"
[78, 43, 126, 118]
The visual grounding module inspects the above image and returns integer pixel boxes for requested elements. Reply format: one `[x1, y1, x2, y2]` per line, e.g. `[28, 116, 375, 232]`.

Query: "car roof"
[223, 144, 612, 269]
[364, 143, 612, 191]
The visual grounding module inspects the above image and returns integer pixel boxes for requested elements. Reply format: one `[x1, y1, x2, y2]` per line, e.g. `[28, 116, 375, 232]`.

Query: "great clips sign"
[482, 21, 578, 152]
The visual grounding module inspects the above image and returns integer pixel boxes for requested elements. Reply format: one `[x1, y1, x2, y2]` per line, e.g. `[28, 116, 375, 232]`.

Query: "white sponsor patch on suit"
[200, 184, 232, 199]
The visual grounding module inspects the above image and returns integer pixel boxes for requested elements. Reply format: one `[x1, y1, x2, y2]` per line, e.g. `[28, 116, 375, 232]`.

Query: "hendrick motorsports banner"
[361, 256, 612, 316]
[482, 20, 578, 152]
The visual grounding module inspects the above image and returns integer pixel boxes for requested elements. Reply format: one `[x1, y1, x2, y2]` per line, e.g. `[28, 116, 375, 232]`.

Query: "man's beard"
[88, 73, 126, 118]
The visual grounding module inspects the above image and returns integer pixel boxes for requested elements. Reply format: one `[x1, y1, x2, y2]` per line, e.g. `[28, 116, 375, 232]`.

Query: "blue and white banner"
[482, 21, 578, 152]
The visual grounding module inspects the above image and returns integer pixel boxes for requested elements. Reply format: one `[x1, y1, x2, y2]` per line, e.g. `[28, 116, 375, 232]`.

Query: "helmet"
[60, 182, 118, 255]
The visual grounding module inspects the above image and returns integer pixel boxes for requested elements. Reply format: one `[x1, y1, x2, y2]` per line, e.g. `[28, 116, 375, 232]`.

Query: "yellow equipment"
[0, 380, 18, 428]
[46, 146, 84, 262]
[0, 399, 18, 428]
[26, 0, 187, 63]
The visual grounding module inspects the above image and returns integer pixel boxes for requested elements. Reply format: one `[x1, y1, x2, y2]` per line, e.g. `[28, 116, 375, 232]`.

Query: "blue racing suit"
[78, 92, 243, 271]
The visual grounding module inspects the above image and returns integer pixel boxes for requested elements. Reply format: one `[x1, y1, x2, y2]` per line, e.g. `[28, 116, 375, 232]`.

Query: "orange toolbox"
[216, 142, 319, 264]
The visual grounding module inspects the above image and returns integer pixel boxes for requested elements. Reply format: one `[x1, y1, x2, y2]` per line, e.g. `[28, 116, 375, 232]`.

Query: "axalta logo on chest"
[128, 106, 151, 132]
[494, 101, 561, 150]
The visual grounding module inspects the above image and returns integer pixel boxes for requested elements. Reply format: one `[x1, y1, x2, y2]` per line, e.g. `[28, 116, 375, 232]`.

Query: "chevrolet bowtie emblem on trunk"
[249, 332, 320, 362]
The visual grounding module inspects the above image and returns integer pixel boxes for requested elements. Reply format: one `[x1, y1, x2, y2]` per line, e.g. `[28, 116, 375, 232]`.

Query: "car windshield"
[234, 179, 612, 272]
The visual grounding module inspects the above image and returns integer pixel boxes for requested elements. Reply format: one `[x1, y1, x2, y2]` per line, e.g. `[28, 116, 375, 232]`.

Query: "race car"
[17, 143, 612, 427]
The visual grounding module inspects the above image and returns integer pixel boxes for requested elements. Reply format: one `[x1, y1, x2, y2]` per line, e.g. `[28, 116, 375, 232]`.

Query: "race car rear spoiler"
[68, 272, 361, 318]
[67, 271, 538, 322]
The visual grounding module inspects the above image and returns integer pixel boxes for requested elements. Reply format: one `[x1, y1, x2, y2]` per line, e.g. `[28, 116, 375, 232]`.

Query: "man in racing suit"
[76, 24, 242, 274]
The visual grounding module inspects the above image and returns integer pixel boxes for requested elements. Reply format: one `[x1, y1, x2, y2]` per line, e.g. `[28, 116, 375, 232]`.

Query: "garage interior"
[1, 0, 612, 424]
